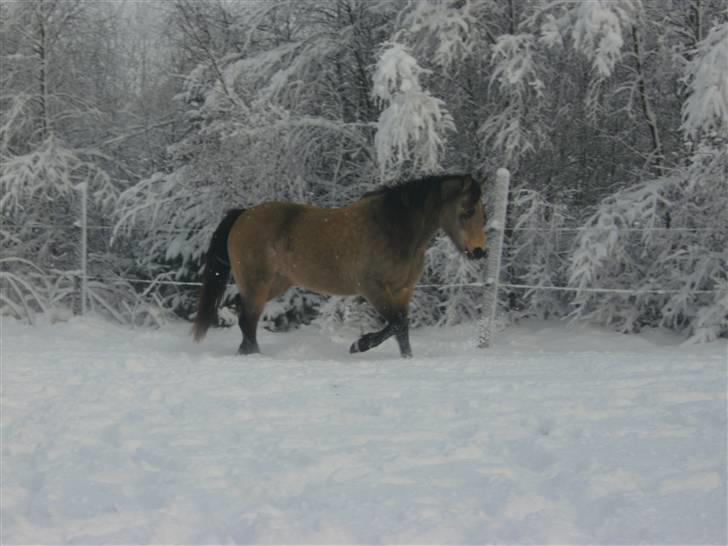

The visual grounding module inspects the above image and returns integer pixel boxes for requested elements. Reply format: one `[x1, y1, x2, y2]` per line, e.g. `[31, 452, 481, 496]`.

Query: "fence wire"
[3, 223, 724, 234]
[3, 222, 725, 316]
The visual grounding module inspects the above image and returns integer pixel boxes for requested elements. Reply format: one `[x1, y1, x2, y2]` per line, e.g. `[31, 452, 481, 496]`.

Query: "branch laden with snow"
[479, 32, 545, 163]
[681, 19, 728, 140]
[394, 0, 476, 70]
[540, 0, 637, 79]
[372, 42, 455, 180]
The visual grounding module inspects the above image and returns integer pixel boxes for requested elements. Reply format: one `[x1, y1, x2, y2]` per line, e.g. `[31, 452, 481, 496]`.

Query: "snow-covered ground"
[2, 317, 726, 544]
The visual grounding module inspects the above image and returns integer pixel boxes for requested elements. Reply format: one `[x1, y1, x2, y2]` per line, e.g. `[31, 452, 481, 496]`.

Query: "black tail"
[192, 208, 245, 341]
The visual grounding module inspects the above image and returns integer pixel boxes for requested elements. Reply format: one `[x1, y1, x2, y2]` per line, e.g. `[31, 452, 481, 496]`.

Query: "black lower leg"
[393, 317, 412, 358]
[349, 326, 390, 354]
[237, 310, 260, 355]
[350, 311, 411, 357]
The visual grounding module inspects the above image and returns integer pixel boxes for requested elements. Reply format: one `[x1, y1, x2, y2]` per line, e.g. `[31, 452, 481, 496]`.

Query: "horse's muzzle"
[466, 247, 487, 260]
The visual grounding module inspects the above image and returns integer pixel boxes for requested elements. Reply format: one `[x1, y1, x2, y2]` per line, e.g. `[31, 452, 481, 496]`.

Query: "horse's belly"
[284, 260, 359, 296]
[279, 212, 363, 296]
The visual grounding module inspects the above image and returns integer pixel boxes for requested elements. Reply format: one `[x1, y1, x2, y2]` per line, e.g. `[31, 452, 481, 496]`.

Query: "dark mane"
[364, 174, 477, 257]
[364, 173, 475, 212]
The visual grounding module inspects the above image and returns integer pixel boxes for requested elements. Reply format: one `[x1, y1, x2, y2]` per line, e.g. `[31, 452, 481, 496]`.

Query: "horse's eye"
[461, 208, 475, 220]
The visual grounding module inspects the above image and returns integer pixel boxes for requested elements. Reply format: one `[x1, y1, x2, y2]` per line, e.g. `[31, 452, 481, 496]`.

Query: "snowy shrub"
[568, 170, 728, 338]
[569, 178, 672, 332]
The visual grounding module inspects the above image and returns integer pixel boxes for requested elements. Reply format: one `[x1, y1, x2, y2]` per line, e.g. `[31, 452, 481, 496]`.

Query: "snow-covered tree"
[1, 1, 113, 320]
[3, 0, 726, 340]
[0, 0, 170, 324]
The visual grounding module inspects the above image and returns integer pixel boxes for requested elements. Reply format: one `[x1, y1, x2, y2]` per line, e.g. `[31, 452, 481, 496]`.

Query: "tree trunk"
[631, 24, 664, 172]
[36, 0, 50, 139]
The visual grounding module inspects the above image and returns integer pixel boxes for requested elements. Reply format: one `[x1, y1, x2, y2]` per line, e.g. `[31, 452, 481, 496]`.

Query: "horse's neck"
[367, 188, 443, 258]
[409, 195, 445, 253]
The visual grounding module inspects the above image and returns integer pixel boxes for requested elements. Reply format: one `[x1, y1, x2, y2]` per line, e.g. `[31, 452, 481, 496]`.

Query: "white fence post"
[479, 168, 510, 348]
[79, 181, 88, 316]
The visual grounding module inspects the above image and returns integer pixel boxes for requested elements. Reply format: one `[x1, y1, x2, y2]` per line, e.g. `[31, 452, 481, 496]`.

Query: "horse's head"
[441, 175, 487, 260]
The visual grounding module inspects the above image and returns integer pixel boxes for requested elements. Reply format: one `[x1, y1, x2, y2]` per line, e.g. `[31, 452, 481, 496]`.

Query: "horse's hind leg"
[237, 298, 262, 355]
[236, 284, 271, 354]
[237, 276, 290, 355]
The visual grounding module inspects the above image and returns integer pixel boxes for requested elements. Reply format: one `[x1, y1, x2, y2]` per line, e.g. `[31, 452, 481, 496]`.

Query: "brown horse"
[192, 174, 487, 357]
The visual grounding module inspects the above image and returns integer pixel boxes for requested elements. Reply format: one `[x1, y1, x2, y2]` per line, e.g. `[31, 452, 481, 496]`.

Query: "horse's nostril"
[472, 247, 486, 259]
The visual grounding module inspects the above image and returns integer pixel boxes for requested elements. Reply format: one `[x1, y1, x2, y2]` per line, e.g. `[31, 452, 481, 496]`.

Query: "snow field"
[2, 317, 726, 544]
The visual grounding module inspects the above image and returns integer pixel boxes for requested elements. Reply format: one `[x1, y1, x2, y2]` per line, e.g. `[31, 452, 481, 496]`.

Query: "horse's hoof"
[238, 343, 260, 355]
[401, 352, 413, 358]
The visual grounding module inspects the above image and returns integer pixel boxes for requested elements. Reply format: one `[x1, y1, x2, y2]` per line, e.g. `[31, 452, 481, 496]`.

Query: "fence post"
[79, 181, 88, 316]
[479, 168, 510, 348]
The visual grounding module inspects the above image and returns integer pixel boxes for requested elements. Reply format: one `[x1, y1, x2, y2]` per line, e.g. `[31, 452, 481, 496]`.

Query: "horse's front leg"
[349, 326, 389, 354]
[349, 310, 412, 358]
[393, 316, 412, 357]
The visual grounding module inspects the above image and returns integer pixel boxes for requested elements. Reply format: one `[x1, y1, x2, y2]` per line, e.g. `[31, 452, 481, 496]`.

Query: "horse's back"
[227, 201, 370, 296]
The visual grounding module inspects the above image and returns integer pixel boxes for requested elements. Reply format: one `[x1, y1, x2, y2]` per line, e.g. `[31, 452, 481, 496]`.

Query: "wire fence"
[3, 229, 724, 296]
[2, 170, 725, 344]
[6, 273, 721, 296]
[4, 223, 724, 234]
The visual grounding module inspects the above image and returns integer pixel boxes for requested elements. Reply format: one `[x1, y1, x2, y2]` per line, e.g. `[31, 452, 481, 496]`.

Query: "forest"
[1, 0, 726, 342]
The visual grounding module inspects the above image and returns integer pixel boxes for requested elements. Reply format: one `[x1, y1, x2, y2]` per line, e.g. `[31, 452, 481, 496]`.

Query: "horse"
[191, 174, 487, 358]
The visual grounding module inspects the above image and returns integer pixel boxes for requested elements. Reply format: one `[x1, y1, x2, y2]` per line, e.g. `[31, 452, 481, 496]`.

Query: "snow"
[2, 317, 726, 544]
